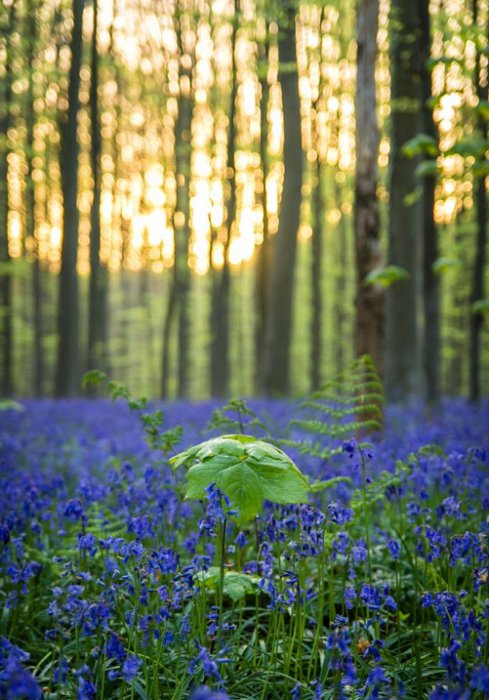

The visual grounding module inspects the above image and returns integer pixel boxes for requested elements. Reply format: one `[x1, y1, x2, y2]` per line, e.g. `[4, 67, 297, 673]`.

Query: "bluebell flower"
[122, 654, 141, 681]
[78, 677, 96, 699]
[106, 633, 126, 663]
[64, 499, 84, 520]
[189, 687, 230, 700]
[470, 664, 489, 693]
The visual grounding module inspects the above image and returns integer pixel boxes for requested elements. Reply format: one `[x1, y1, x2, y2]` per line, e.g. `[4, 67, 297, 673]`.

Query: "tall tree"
[254, 24, 271, 392]
[385, 0, 421, 402]
[469, 0, 488, 403]
[310, 5, 326, 391]
[354, 0, 384, 375]
[55, 0, 83, 397]
[161, 3, 194, 398]
[262, 2, 302, 395]
[0, 2, 15, 397]
[210, 0, 239, 397]
[24, 0, 44, 396]
[87, 0, 109, 377]
[418, 0, 440, 407]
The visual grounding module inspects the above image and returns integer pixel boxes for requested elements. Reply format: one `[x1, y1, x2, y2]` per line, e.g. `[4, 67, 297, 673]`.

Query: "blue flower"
[122, 654, 141, 681]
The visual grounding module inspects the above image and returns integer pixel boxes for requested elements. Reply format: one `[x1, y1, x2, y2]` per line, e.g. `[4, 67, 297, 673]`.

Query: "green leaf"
[196, 567, 257, 602]
[82, 369, 108, 389]
[0, 398, 24, 412]
[445, 135, 489, 159]
[415, 160, 438, 178]
[364, 266, 409, 288]
[310, 476, 352, 493]
[402, 133, 438, 158]
[170, 434, 310, 523]
[472, 298, 489, 316]
[432, 257, 461, 275]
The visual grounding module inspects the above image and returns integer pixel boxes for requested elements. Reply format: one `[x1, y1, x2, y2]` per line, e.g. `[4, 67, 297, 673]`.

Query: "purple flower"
[189, 687, 230, 700]
[64, 498, 84, 520]
[122, 654, 141, 681]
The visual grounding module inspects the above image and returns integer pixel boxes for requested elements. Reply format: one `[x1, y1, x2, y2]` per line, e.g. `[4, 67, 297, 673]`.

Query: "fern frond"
[284, 355, 384, 462]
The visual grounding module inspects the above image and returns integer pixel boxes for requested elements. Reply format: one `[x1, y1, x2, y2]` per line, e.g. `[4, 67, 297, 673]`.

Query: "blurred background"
[0, 0, 487, 402]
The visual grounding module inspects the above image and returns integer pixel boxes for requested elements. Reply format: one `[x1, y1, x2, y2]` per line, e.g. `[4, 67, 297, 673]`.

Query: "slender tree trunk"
[175, 74, 193, 398]
[335, 180, 348, 376]
[262, 4, 302, 396]
[469, 0, 488, 403]
[254, 33, 270, 392]
[55, 0, 83, 397]
[385, 0, 422, 402]
[161, 4, 194, 399]
[25, 0, 44, 396]
[354, 0, 384, 375]
[310, 147, 324, 390]
[87, 0, 108, 377]
[211, 0, 238, 397]
[418, 0, 440, 408]
[0, 3, 15, 397]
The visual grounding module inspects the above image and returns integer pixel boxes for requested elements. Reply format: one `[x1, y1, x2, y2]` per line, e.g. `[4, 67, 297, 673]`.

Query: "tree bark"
[87, 0, 108, 378]
[55, 0, 83, 397]
[175, 74, 193, 398]
[418, 0, 440, 408]
[211, 0, 238, 397]
[24, 0, 44, 396]
[254, 32, 270, 392]
[262, 4, 302, 396]
[0, 3, 15, 397]
[469, 0, 488, 403]
[385, 0, 422, 402]
[310, 144, 324, 390]
[354, 0, 384, 376]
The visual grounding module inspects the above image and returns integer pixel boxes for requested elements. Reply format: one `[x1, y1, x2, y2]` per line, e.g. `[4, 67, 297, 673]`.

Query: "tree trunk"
[87, 0, 108, 378]
[175, 75, 193, 398]
[385, 0, 422, 402]
[211, 0, 238, 398]
[262, 5, 302, 396]
[354, 0, 384, 376]
[254, 33, 270, 392]
[24, 0, 44, 396]
[0, 3, 15, 397]
[310, 149, 324, 390]
[55, 0, 83, 397]
[418, 0, 440, 408]
[469, 0, 488, 403]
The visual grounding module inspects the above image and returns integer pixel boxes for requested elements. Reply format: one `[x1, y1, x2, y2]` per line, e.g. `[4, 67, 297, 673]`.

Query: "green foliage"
[433, 257, 462, 275]
[472, 298, 489, 316]
[170, 434, 310, 523]
[0, 398, 24, 411]
[282, 355, 384, 463]
[82, 370, 182, 453]
[364, 265, 409, 288]
[207, 399, 269, 436]
[196, 567, 258, 602]
[402, 133, 438, 158]
[445, 135, 489, 159]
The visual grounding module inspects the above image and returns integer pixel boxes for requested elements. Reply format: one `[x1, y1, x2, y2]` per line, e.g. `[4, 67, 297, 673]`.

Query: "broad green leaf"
[196, 567, 257, 602]
[170, 434, 310, 523]
[364, 265, 409, 288]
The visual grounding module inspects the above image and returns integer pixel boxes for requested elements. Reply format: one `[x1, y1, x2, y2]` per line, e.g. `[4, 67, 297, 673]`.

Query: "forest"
[1, 2, 489, 700]
[0, 0, 487, 402]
